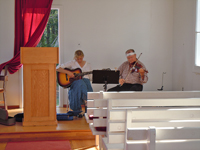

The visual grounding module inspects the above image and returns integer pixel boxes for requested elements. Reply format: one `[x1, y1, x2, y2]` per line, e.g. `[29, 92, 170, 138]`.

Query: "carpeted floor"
[5, 140, 72, 150]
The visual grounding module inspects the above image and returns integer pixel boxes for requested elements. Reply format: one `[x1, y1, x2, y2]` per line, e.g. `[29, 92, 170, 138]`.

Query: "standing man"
[108, 49, 148, 91]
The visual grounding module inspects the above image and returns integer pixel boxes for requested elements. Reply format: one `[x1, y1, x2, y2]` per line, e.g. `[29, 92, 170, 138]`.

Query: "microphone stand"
[157, 72, 166, 91]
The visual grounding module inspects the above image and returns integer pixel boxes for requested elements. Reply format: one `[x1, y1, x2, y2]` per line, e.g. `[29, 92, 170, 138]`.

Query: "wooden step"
[0, 130, 95, 142]
[0, 108, 95, 142]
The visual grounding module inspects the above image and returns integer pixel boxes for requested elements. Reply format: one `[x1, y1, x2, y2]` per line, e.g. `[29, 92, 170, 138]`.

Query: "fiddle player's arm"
[139, 67, 148, 83]
[56, 67, 75, 78]
[119, 78, 125, 86]
[118, 64, 125, 86]
[139, 68, 145, 80]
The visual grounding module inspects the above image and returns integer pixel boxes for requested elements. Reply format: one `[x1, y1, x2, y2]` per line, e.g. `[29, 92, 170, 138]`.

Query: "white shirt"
[56, 60, 92, 80]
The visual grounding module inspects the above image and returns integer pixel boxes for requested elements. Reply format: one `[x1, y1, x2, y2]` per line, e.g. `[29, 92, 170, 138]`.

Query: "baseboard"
[0, 105, 83, 109]
[0, 105, 20, 109]
[63, 104, 85, 108]
[63, 104, 69, 108]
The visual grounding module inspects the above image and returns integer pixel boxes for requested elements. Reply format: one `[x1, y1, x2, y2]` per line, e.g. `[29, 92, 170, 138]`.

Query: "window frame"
[51, 4, 65, 108]
[194, 0, 200, 74]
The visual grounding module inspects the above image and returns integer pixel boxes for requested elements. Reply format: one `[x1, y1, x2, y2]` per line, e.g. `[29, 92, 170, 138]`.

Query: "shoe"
[78, 114, 83, 118]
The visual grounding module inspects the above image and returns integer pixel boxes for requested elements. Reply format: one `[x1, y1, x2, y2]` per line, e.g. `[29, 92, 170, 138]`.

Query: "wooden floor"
[0, 108, 96, 150]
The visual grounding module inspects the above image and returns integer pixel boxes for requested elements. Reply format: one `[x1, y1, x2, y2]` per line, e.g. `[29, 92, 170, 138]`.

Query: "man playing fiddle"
[107, 49, 148, 91]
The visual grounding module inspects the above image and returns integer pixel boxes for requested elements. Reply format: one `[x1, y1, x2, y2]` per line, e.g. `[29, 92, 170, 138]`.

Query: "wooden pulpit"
[20, 47, 58, 126]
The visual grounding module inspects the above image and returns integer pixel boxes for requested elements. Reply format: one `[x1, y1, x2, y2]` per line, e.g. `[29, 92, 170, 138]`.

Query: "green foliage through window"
[37, 9, 59, 47]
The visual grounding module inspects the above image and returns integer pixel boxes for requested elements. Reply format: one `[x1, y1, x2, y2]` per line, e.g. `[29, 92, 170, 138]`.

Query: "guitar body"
[57, 68, 82, 88]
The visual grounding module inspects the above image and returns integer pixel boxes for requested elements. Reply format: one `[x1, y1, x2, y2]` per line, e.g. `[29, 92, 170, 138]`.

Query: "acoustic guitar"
[57, 68, 93, 88]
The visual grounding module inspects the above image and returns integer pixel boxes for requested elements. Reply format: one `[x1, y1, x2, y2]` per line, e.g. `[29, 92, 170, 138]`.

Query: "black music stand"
[92, 70, 120, 91]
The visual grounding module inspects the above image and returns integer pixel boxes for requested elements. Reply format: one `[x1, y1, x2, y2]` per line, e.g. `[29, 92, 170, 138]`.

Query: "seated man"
[108, 49, 148, 91]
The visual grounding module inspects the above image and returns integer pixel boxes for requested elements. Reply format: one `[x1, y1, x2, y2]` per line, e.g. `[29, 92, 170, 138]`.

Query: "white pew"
[86, 91, 200, 150]
[86, 92, 107, 147]
[123, 108, 200, 150]
[126, 126, 200, 150]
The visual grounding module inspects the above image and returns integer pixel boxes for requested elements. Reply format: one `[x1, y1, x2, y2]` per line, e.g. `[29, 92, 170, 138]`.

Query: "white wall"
[148, 0, 173, 91]
[173, 0, 200, 91]
[0, 0, 21, 107]
[53, 0, 174, 92]
[1, 0, 196, 107]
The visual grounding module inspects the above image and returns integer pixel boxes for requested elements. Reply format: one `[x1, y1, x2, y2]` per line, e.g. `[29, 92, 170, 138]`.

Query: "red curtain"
[0, 0, 53, 74]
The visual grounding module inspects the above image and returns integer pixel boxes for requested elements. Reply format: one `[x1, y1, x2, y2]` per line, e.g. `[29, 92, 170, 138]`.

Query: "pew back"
[126, 126, 200, 150]
[86, 91, 200, 150]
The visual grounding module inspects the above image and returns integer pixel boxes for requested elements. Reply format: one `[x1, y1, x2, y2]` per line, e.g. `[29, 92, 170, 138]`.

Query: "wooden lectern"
[20, 47, 58, 126]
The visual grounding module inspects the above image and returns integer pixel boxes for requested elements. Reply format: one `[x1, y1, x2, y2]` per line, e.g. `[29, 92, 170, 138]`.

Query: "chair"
[0, 65, 9, 110]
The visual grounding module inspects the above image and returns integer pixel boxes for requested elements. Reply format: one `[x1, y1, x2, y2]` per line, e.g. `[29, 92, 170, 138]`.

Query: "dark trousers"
[107, 83, 143, 92]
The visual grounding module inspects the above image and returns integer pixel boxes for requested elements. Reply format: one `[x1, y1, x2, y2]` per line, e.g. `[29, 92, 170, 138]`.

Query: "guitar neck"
[76, 71, 93, 77]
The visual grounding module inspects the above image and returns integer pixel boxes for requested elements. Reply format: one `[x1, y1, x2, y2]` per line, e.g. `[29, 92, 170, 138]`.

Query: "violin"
[130, 62, 148, 73]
